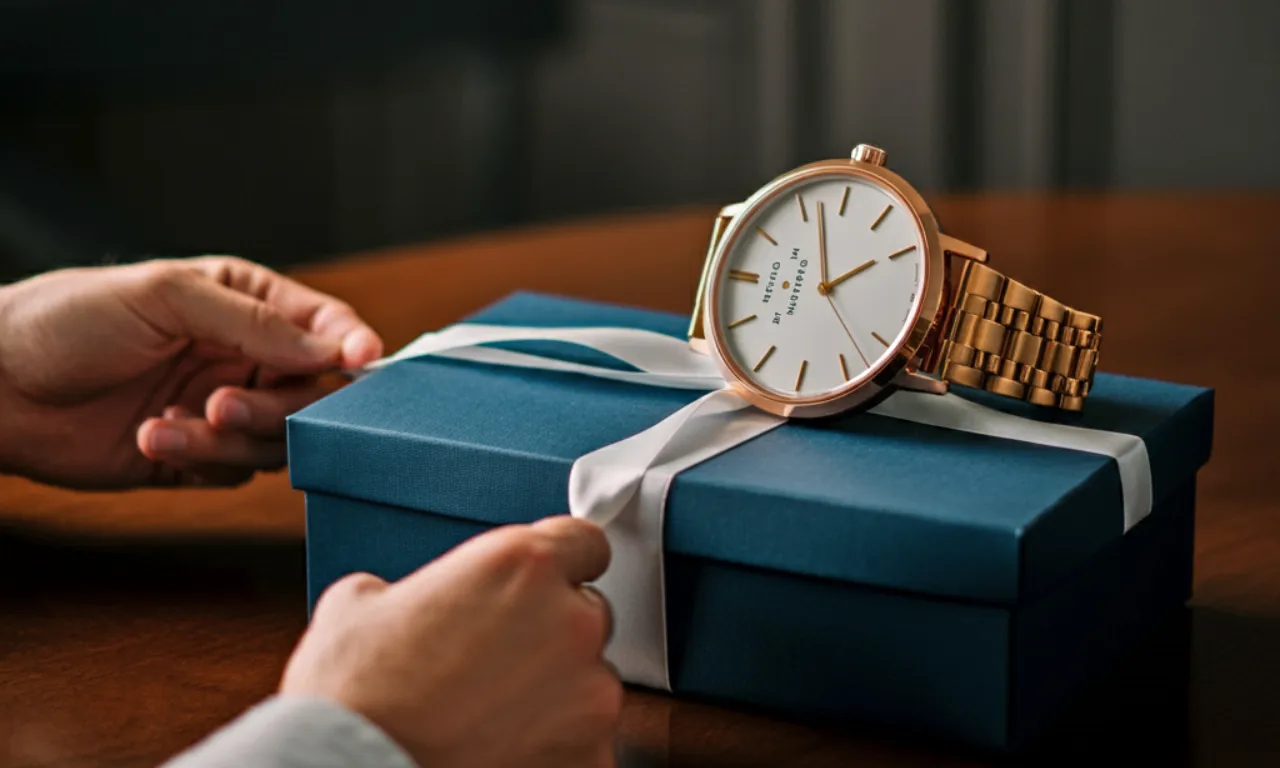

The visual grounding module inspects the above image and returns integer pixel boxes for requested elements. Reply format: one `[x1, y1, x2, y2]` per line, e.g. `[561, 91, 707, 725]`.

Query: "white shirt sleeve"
[161, 695, 419, 768]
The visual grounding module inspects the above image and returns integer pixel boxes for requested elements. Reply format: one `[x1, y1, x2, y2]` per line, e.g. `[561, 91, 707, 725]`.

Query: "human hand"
[281, 516, 622, 768]
[0, 256, 382, 489]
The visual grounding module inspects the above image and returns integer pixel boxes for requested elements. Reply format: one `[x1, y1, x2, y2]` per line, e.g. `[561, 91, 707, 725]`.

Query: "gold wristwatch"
[687, 143, 1102, 419]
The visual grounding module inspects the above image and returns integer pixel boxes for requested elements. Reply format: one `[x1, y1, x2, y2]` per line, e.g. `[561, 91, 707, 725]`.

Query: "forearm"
[161, 696, 418, 768]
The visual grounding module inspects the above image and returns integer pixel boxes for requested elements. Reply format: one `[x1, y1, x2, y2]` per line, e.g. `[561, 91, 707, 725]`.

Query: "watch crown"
[851, 144, 887, 166]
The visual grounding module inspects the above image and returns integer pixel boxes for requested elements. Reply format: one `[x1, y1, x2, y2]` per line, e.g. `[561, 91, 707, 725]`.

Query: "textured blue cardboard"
[288, 292, 1213, 749]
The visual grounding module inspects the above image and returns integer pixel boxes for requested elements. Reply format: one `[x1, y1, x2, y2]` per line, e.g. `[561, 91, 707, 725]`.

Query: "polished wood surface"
[2, 195, 1278, 767]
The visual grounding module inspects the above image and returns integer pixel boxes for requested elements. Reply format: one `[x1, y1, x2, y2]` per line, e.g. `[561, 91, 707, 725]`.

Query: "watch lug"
[688, 337, 710, 355]
[688, 205, 741, 341]
[940, 234, 988, 264]
[916, 263, 955, 373]
[719, 202, 745, 219]
[892, 367, 950, 395]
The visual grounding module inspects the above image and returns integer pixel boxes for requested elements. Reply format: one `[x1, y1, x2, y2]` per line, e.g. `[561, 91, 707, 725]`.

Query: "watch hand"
[825, 295, 870, 368]
[817, 201, 829, 286]
[818, 259, 876, 295]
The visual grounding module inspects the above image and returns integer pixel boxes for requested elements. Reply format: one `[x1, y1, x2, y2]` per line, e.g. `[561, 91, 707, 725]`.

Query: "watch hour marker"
[871, 204, 892, 231]
[838, 353, 849, 381]
[872, 331, 891, 347]
[728, 269, 760, 283]
[888, 245, 917, 260]
[753, 345, 776, 372]
[795, 360, 808, 391]
[755, 226, 777, 245]
[727, 314, 757, 329]
[838, 186, 850, 216]
[796, 193, 808, 222]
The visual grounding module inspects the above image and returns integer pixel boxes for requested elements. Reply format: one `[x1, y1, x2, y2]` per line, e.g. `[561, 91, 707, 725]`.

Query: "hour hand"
[817, 259, 876, 295]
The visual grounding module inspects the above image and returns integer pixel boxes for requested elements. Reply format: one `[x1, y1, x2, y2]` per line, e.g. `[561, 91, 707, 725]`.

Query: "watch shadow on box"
[613, 609, 1211, 766]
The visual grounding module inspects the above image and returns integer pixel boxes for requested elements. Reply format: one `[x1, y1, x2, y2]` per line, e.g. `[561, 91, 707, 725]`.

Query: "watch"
[687, 143, 1102, 419]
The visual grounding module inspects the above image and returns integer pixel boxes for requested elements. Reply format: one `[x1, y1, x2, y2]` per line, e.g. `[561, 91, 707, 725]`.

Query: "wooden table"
[2, 195, 1278, 767]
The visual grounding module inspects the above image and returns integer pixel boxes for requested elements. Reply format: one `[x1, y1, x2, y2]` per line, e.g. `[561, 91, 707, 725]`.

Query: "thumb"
[149, 268, 341, 372]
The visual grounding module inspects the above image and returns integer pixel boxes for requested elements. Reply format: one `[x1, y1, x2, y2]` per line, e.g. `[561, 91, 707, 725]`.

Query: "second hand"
[826, 295, 870, 368]
[815, 200, 869, 367]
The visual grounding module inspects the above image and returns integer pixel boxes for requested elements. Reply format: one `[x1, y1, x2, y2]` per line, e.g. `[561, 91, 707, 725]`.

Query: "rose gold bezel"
[703, 159, 946, 419]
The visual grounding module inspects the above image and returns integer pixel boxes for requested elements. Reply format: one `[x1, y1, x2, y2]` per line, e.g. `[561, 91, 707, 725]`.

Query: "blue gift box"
[287, 292, 1213, 751]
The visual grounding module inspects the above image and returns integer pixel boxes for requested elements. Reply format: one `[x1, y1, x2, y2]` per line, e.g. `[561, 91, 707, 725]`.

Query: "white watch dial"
[713, 174, 925, 398]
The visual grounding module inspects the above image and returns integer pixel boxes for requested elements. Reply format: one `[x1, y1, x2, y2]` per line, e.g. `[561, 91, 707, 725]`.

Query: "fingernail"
[218, 398, 251, 427]
[148, 425, 188, 453]
[342, 328, 381, 365]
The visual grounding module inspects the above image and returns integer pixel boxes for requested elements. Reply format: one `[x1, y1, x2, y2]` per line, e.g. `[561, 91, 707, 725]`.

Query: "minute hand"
[817, 201, 830, 285]
[819, 259, 876, 294]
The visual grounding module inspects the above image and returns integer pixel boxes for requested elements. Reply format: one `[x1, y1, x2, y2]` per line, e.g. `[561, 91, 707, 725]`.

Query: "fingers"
[319, 307, 384, 370]
[417, 518, 611, 592]
[142, 380, 328, 487]
[141, 405, 267, 487]
[580, 585, 614, 645]
[205, 383, 335, 437]
[188, 256, 385, 369]
[143, 266, 341, 374]
[137, 416, 286, 471]
[163, 405, 195, 420]
[532, 516, 612, 585]
[317, 571, 389, 612]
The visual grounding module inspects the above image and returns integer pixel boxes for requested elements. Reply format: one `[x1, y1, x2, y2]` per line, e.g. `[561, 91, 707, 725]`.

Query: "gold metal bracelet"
[935, 262, 1102, 411]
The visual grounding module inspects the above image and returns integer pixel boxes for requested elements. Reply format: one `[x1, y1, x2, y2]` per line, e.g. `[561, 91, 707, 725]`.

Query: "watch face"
[710, 172, 926, 402]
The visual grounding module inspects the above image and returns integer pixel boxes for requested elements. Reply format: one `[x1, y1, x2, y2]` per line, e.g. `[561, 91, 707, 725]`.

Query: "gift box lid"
[288, 292, 1214, 604]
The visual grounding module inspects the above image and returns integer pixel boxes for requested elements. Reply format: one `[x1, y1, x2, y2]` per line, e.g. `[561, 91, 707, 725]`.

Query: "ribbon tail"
[433, 346, 723, 391]
[569, 388, 786, 691]
[367, 323, 722, 379]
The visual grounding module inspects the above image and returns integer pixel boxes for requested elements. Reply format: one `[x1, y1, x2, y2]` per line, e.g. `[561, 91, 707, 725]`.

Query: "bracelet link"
[937, 262, 1102, 411]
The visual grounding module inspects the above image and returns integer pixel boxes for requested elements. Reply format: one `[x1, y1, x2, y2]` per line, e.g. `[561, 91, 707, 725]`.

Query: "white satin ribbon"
[368, 323, 723, 387]
[368, 323, 1152, 690]
[870, 392, 1152, 532]
[569, 387, 784, 689]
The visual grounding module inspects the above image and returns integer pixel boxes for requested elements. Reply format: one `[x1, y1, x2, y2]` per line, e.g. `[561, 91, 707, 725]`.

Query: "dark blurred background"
[1, 0, 1276, 283]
